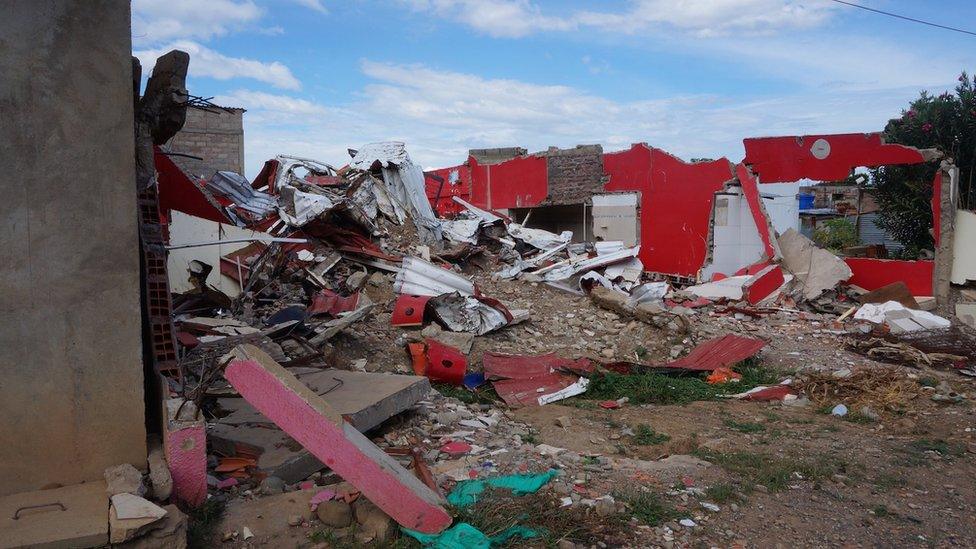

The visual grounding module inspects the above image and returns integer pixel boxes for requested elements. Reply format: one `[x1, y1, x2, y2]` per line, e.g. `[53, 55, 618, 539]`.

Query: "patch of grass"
[872, 504, 891, 518]
[907, 439, 966, 459]
[919, 376, 939, 388]
[186, 498, 226, 549]
[705, 482, 740, 504]
[633, 424, 671, 445]
[561, 398, 597, 410]
[695, 449, 849, 493]
[520, 431, 540, 444]
[434, 383, 500, 405]
[455, 488, 620, 547]
[616, 490, 678, 526]
[584, 362, 779, 405]
[724, 419, 766, 433]
[845, 412, 877, 424]
[872, 473, 907, 491]
[634, 345, 648, 359]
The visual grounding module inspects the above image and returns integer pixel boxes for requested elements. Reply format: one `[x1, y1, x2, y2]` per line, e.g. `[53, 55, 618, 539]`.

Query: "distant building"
[166, 104, 245, 175]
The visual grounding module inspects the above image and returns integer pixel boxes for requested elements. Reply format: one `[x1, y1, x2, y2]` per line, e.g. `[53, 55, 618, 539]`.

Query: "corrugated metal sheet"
[667, 334, 766, 371]
[856, 212, 903, 253]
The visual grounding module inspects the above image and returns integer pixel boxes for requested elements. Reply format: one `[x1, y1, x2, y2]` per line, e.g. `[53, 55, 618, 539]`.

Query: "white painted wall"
[759, 182, 801, 235]
[951, 209, 976, 284]
[167, 211, 271, 297]
[702, 190, 766, 279]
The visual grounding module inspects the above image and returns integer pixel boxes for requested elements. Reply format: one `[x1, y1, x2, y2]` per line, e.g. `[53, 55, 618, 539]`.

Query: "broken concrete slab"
[146, 437, 173, 501]
[105, 463, 145, 496]
[859, 281, 920, 309]
[224, 345, 450, 533]
[421, 323, 475, 354]
[118, 504, 187, 549]
[211, 369, 430, 484]
[686, 275, 750, 301]
[742, 264, 785, 305]
[777, 228, 852, 300]
[0, 480, 109, 548]
[956, 303, 976, 329]
[109, 494, 168, 544]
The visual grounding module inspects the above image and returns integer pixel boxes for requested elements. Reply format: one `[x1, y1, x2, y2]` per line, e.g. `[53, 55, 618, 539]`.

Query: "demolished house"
[7, 8, 976, 546]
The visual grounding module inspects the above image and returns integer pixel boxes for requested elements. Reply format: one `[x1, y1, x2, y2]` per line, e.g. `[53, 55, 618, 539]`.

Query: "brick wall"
[543, 145, 606, 205]
[167, 105, 245, 174]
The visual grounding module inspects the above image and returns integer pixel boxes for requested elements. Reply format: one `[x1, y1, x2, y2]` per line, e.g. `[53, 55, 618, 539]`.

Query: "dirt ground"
[209, 264, 976, 549]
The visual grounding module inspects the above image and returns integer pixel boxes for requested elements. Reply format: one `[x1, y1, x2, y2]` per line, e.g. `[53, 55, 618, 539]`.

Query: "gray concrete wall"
[0, 0, 146, 496]
[167, 106, 246, 175]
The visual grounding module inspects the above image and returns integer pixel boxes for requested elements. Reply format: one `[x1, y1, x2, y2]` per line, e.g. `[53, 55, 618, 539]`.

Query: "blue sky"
[133, 0, 976, 178]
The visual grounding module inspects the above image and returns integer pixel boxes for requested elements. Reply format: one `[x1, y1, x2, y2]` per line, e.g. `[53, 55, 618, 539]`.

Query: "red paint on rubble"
[423, 339, 467, 385]
[666, 334, 766, 371]
[469, 155, 548, 210]
[735, 164, 778, 261]
[308, 289, 361, 317]
[425, 165, 472, 217]
[743, 264, 785, 305]
[741, 385, 795, 401]
[392, 294, 432, 326]
[251, 158, 281, 192]
[604, 144, 735, 277]
[482, 352, 593, 407]
[155, 148, 232, 224]
[845, 258, 934, 296]
[742, 133, 928, 183]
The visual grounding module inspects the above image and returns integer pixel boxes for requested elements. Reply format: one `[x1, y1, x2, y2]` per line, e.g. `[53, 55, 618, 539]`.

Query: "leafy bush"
[812, 218, 858, 251]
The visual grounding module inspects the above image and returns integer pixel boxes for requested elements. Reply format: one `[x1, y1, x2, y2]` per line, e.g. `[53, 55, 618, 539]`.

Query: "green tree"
[870, 72, 976, 254]
[813, 218, 858, 252]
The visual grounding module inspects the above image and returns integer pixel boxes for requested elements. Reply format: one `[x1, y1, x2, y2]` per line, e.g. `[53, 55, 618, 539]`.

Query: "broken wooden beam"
[223, 345, 451, 534]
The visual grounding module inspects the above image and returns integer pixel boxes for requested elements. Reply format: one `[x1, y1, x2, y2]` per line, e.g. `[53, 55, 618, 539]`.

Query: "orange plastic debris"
[407, 342, 428, 376]
[706, 367, 743, 385]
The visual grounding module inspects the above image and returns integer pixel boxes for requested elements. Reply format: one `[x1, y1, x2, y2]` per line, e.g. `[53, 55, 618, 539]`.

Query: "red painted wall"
[845, 258, 934, 296]
[155, 149, 231, 225]
[605, 144, 735, 277]
[743, 133, 927, 183]
[424, 164, 471, 217]
[468, 155, 548, 210]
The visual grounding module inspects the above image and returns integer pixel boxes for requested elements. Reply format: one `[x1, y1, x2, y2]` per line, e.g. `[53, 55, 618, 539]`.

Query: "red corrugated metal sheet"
[308, 289, 361, 317]
[483, 352, 593, 407]
[666, 334, 766, 371]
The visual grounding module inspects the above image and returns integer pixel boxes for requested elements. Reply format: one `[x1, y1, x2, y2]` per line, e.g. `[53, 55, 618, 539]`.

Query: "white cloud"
[402, 0, 573, 38]
[403, 0, 835, 38]
[291, 0, 329, 14]
[214, 90, 329, 120]
[132, 0, 262, 45]
[235, 61, 949, 178]
[135, 41, 302, 90]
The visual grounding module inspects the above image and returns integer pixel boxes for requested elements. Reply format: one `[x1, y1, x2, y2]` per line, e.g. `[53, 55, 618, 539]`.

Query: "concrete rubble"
[7, 32, 976, 548]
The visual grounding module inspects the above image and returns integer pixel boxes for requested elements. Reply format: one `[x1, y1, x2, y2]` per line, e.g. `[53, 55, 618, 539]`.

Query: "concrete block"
[0, 480, 109, 548]
[0, 0, 146, 497]
[887, 317, 924, 334]
[224, 345, 450, 534]
[105, 463, 145, 496]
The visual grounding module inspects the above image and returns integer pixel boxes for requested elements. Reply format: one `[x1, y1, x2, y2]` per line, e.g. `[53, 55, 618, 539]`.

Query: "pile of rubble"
[148, 140, 974, 547]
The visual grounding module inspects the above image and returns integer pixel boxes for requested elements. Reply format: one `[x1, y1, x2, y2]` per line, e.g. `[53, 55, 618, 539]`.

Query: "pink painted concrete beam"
[224, 345, 451, 534]
[163, 400, 207, 508]
[743, 264, 785, 305]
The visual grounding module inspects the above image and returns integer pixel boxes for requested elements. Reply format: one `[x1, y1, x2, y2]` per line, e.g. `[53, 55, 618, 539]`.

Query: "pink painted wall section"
[743, 133, 928, 183]
[604, 144, 735, 277]
[735, 164, 779, 261]
[225, 357, 452, 534]
[932, 170, 943, 247]
[469, 155, 548, 210]
[845, 258, 934, 296]
[163, 420, 207, 508]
